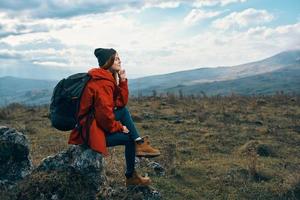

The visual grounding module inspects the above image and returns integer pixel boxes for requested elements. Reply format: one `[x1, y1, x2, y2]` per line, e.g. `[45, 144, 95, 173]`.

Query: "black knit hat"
[94, 48, 116, 67]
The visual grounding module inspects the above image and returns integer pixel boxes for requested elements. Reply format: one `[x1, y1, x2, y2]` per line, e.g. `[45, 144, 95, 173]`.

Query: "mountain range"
[128, 50, 300, 96]
[0, 50, 299, 106]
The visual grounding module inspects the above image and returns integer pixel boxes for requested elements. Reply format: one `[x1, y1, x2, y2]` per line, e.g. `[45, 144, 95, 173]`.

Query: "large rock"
[0, 126, 162, 200]
[0, 126, 33, 183]
[98, 185, 162, 200]
[9, 144, 105, 200]
[36, 144, 105, 191]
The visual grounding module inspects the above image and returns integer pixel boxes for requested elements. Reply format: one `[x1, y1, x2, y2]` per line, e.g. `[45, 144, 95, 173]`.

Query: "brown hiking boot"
[126, 171, 151, 186]
[136, 135, 160, 158]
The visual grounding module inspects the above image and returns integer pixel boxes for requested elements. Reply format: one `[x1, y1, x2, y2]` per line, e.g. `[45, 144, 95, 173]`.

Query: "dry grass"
[0, 94, 300, 199]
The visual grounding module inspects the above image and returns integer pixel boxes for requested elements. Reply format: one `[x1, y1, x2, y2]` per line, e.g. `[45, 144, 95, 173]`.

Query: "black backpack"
[50, 73, 94, 145]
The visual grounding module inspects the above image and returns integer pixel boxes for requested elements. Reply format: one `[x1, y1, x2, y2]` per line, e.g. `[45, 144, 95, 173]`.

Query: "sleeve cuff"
[119, 78, 128, 86]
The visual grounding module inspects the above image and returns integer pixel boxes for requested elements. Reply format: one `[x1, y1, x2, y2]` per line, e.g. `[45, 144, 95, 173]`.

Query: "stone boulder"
[0, 126, 33, 183]
[14, 144, 105, 200]
[0, 126, 162, 200]
[98, 185, 162, 200]
[36, 144, 105, 191]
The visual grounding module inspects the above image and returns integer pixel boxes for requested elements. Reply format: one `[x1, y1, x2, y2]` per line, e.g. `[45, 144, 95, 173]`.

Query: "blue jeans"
[105, 106, 140, 178]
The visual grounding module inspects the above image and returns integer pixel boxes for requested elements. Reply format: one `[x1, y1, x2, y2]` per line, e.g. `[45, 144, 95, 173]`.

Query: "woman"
[68, 48, 160, 186]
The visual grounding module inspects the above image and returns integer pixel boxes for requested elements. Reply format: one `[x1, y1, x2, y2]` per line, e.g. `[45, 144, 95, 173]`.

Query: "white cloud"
[0, 49, 21, 59]
[0, 12, 71, 39]
[1, 9, 299, 79]
[0, 0, 248, 20]
[212, 8, 274, 30]
[0, 0, 144, 18]
[178, 22, 300, 68]
[0, 1, 298, 79]
[193, 0, 247, 7]
[143, 1, 182, 9]
[220, 0, 247, 6]
[244, 23, 300, 49]
[1, 12, 186, 77]
[32, 61, 68, 67]
[184, 9, 222, 25]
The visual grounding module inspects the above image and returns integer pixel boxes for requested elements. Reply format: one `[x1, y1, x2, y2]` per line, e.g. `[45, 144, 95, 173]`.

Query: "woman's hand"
[118, 69, 127, 82]
[122, 125, 130, 134]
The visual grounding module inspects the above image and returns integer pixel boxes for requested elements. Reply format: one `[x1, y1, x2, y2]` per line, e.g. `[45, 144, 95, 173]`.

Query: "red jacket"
[68, 67, 129, 156]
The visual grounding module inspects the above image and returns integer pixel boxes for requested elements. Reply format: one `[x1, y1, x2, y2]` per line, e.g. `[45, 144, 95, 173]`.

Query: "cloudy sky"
[0, 0, 299, 79]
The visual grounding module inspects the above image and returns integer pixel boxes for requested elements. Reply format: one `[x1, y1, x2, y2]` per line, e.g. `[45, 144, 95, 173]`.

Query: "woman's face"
[110, 53, 121, 72]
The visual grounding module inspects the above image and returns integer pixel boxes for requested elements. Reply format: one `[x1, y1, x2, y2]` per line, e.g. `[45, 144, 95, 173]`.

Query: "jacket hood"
[88, 67, 117, 84]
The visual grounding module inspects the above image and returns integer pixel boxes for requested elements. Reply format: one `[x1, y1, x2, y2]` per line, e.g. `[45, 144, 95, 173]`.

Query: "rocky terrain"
[0, 126, 161, 200]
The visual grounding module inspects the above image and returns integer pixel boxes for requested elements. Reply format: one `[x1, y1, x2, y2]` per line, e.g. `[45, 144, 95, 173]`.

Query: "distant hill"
[0, 77, 57, 106]
[165, 65, 300, 96]
[0, 50, 299, 106]
[128, 50, 300, 95]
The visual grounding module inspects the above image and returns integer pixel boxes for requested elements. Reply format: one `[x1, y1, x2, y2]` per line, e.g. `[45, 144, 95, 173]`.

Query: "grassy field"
[0, 94, 299, 199]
